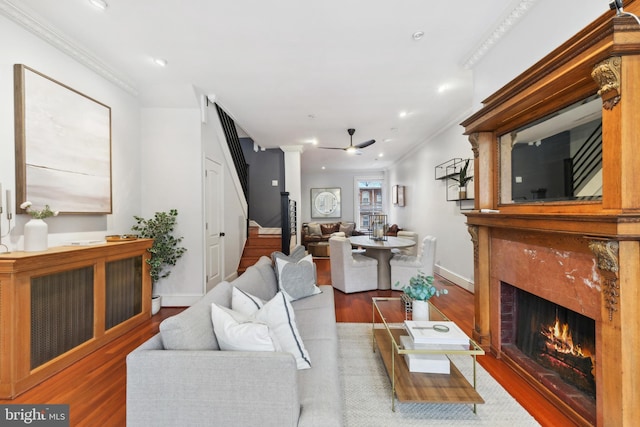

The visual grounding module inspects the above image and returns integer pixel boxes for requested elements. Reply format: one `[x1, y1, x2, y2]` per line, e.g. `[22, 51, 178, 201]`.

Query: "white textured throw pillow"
[231, 286, 265, 317]
[276, 254, 321, 301]
[255, 291, 311, 369]
[210, 303, 275, 352]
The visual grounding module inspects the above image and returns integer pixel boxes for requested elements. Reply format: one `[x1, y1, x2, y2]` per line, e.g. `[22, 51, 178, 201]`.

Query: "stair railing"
[280, 192, 297, 255]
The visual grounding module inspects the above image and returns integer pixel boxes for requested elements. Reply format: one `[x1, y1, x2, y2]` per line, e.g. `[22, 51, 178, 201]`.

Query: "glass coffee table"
[372, 297, 485, 411]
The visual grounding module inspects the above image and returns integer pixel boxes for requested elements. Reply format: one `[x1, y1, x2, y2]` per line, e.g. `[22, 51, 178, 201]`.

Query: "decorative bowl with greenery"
[401, 271, 448, 301]
[131, 209, 187, 284]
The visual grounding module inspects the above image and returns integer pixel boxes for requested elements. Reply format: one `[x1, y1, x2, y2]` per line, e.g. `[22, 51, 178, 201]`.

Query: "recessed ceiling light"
[153, 58, 168, 67]
[321, 166, 326, 170]
[88, 0, 108, 10]
[412, 31, 424, 41]
[383, 138, 392, 143]
[399, 111, 408, 118]
[378, 153, 384, 157]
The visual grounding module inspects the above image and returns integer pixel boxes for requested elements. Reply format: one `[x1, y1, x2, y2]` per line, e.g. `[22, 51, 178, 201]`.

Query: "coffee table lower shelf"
[373, 327, 484, 411]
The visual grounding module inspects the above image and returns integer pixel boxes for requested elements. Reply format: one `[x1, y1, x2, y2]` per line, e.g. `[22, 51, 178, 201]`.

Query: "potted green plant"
[400, 271, 448, 321]
[131, 209, 187, 315]
[449, 158, 473, 199]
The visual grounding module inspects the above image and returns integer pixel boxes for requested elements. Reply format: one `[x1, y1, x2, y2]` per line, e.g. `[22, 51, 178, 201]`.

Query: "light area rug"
[338, 323, 541, 426]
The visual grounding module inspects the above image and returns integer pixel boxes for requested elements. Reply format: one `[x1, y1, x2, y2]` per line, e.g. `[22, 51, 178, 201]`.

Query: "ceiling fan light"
[346, 146, 357, 154]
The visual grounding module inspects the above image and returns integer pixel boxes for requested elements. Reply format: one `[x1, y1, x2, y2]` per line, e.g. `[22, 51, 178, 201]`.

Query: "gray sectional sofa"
[126, 255, 343, 427]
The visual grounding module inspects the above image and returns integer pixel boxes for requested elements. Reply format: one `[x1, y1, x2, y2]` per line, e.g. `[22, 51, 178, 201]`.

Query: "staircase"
[237, 226, 281, 275]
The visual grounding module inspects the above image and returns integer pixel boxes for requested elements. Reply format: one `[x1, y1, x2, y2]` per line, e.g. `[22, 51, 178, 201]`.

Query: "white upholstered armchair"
[390, 235, 437, 291]
[393, 231, 419, 256]
[329, 236, 378, 293]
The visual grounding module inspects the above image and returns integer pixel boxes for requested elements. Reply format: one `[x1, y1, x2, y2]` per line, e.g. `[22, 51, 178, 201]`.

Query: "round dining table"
[348, 235, 416, 290]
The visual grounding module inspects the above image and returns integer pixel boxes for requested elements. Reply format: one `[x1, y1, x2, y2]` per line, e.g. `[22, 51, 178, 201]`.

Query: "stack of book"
[401, 320, 470, 374]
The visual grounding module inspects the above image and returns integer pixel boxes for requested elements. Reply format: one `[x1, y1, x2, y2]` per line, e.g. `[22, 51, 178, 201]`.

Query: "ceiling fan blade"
[355, 139, 375, 149]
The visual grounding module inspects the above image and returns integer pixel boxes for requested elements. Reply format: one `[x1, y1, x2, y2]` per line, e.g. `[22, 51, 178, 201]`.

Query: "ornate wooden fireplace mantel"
[461, 4, 640, 426]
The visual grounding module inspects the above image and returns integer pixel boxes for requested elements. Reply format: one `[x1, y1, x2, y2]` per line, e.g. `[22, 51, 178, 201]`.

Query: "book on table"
[399, 335, 450, 374]
[404, 320, 470, 346]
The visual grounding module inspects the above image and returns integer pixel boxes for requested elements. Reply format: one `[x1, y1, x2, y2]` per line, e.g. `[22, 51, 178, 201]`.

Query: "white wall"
[301, 170, 386, 224]
[0, 14, 248, 307]
[139, 108, 204, 303]
[387, 122, 475, 290]
[0, 14, 142, 250]
[386, 1, 608, 292]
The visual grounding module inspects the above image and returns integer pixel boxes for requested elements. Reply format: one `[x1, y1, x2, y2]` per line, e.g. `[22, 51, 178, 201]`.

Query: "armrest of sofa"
[126, 336, 301, 427]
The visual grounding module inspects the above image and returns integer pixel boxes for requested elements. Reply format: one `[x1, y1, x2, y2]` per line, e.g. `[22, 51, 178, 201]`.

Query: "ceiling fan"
[319, 128, 375, 154]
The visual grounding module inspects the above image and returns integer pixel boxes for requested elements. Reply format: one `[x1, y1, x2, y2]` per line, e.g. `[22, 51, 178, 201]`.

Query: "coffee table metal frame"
[372, 297, 485, 412]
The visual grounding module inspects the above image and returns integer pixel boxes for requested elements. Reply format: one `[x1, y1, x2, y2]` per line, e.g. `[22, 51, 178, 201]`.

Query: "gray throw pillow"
[307, 222, 322, 236]
[275, 254, 321, 301]
[339, 222, 354, 236]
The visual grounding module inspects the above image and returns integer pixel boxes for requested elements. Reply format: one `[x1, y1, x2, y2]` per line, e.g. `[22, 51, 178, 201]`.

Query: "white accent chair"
[390, 235, 437, 291]
[329, 236, 378, 293]
[392, 231, 419, 257]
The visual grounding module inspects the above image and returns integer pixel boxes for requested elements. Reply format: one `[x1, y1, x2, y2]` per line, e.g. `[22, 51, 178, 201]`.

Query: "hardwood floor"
[0, 258, 577, 426]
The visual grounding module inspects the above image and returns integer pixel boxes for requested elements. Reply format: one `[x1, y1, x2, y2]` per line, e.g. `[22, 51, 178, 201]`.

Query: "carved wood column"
[468, 224, 490, 348]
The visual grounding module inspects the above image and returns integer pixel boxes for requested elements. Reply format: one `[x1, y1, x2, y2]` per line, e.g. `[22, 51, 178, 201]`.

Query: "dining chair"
[329, 236, 378, 293]
[392, 231, 419, 257]
[390, 235, 437, 291]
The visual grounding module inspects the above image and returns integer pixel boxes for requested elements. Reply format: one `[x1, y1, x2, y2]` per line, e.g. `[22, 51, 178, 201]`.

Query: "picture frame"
[311, 187, 341, 218]
[14, 64, 112, 214]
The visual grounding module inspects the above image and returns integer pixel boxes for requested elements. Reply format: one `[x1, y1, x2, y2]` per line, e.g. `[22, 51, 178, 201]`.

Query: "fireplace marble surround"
[461, 5, 640, 426]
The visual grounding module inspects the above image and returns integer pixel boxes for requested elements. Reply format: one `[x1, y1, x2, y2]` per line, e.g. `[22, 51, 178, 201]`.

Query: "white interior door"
[205, 158, 223, 292]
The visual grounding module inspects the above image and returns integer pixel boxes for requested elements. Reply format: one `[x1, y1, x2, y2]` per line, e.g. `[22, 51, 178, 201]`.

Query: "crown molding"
[462, 0, 539, 69]
[0, 0, 138, 96]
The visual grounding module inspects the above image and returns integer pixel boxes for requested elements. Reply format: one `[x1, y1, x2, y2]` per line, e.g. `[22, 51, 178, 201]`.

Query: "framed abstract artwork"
[311, 188, 341, 218]
[14, 64, 112, 214]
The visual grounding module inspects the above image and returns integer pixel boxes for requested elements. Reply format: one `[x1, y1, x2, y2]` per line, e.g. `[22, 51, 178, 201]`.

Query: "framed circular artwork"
[311, 187, 341, 218]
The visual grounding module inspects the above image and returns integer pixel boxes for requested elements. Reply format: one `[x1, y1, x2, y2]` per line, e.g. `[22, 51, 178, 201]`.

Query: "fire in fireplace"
[515, 288, 596, 398]
[500, 282, 596, 424]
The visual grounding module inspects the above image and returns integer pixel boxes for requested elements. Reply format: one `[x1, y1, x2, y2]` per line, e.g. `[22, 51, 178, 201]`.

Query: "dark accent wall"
[511, 131, 570, 202]
[240, 138, 285, 228]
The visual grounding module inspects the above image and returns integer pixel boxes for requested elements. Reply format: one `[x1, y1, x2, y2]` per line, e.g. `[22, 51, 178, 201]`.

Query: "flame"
[541, 315, 591, 358]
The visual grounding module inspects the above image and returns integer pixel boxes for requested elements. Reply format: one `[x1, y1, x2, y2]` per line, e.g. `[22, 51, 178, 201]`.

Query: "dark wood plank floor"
[0, 258, 577, 426]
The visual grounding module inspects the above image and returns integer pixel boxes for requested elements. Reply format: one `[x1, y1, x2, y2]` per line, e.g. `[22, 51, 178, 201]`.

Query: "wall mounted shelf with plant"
[435, 158, 474, 209]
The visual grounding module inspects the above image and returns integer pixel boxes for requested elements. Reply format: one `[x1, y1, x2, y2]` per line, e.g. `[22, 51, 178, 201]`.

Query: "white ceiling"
[3, 0, 539, 172]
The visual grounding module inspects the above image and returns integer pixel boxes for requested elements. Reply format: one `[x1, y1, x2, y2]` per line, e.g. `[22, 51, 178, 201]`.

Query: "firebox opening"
[500, 282, 596, 424]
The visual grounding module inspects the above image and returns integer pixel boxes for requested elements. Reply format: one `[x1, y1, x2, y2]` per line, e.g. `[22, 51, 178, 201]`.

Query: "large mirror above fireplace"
[499, 95, 602, 204]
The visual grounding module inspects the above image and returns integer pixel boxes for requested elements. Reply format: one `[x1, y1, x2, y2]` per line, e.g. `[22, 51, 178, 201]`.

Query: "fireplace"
[501, 282, 596, 423]
[461, 9, 640, 425]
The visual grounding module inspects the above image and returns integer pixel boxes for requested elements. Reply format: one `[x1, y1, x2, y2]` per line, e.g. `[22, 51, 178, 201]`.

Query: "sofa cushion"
[271, 245, 306, 265]
[271, 245, 307, 281]
[159, 281, 233, 350]
[307, 222, 322, 236]
[320, 223, 339, 235]
[339, 222, 354, 236]
[255, 292, 311, 370]
[232, 286, 265, 316]
[276, 254, 321, 301]
[233, 256, 278, 302]
[210, 303, 275, 351]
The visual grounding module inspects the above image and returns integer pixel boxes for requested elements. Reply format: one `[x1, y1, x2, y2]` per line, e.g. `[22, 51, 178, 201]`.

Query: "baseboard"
[434, 264, 474, 293]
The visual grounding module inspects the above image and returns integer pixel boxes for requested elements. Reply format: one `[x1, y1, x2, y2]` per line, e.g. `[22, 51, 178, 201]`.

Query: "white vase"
[24, 218, 48, 252]
[412, 300, 429, 321]
[151, 295, 162, 315]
